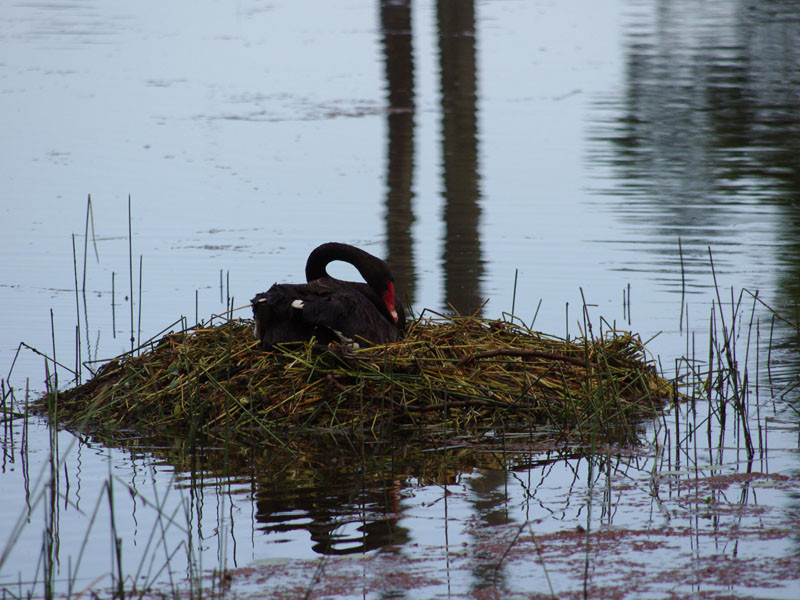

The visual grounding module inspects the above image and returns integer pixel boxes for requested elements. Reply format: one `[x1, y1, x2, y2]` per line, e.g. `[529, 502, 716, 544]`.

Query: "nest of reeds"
[39, 314, 672, 444]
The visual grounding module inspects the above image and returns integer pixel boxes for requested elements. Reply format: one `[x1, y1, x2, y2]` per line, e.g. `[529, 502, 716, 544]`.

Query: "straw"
[35, 313, 671, 446]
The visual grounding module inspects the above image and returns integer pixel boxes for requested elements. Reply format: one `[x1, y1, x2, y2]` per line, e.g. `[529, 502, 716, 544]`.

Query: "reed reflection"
[381, 0, 416, 308]
[590, 0, 800, 280]
[438, 0, 483, 315]
[588, 1, 800, 382]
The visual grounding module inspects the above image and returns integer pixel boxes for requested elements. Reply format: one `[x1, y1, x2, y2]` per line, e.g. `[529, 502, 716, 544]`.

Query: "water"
[2, 0, 799, 597]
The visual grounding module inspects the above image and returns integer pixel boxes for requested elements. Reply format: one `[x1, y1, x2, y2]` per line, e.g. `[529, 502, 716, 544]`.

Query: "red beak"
[382, 282, 398, 323]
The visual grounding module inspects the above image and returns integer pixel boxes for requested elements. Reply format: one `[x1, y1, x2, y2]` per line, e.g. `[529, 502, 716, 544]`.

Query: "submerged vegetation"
[35, 311, 671, 446]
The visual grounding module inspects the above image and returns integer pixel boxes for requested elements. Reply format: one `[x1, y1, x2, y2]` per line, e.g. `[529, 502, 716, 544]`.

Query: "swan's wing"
[299, 287, 400, 344]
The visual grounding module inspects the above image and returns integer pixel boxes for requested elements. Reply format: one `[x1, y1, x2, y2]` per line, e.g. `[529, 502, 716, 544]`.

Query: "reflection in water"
[589, 0, 800, 301]
[438, 0, 483, 315]
[139, 433, 533, 557]
[587, 0, 800, 388]
[380, 0, 484, 315]
[255, 469, 408, 555]
[584, 0, 800, 549]
[9, 399, 796, 596]
[381, 0, 417, 309]
[251, 439, 413, 555]
[99, 431, 590, 560]
[466, 467, 512, 593]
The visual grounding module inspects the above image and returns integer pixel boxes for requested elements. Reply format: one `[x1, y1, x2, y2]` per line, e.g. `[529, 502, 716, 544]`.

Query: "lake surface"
[1, 0, 799, 597]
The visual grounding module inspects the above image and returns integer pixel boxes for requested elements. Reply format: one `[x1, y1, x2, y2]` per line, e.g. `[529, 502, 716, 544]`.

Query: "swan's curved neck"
[305, 242, 399, 325]
[305, 242, 381, 288]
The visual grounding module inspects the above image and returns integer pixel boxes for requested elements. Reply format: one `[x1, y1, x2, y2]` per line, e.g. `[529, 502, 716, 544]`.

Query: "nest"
[38, 313, 672, 445]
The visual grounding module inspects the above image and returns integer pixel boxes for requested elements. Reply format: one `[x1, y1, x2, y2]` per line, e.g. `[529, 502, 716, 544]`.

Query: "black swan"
[251, 242, 405, 348]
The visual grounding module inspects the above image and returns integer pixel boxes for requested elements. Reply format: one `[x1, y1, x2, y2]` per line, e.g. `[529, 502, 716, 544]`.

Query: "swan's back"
[252, 277, 401, 349]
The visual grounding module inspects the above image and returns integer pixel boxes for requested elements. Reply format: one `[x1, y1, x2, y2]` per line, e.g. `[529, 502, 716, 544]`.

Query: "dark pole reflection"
[466, 468, 512, 594]
[438, 0, 483, 315]
[381, 0, 417, 310]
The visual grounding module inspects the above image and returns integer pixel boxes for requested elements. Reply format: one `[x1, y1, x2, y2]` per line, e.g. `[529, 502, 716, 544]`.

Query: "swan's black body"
[252, 243, 405, 348]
